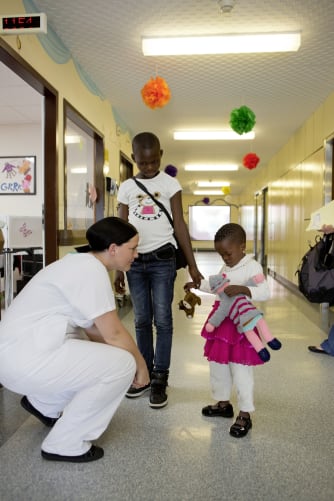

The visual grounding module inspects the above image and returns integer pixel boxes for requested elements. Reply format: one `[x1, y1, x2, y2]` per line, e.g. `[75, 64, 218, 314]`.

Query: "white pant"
[209, 361, 255, 412]
[0, 338, 136, 455]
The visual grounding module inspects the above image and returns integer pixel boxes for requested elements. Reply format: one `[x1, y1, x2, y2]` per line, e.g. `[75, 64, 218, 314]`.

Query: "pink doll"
[205, 273, 281, 362]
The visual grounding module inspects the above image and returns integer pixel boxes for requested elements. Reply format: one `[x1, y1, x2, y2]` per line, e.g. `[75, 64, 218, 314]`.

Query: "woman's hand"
[132, 361, 150, 388]
[320, 224, 334, 235]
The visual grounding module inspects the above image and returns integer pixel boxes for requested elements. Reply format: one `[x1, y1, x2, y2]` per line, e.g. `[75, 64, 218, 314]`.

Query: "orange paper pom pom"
[141, 76, 171, 109]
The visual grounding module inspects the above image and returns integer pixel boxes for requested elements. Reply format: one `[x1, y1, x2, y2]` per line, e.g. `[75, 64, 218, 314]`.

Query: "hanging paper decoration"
[221, 186, 231, 195]
[202, 197, 210, 205]
[165, 164, 178, 177]
[243, 152, 260, 170]
[141, 76, 171, 109]
[230, 105, 256, 135]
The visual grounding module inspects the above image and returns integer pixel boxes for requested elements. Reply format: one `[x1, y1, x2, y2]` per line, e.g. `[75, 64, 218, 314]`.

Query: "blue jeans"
[321, 324, 334, 355]
[126, 243, 177, 373]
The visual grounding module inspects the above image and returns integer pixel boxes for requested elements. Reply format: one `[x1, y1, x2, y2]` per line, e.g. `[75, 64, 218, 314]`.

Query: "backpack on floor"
[296, 233, 334, 305]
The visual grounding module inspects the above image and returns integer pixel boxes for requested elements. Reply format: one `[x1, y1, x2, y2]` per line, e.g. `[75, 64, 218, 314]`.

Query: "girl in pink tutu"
[185, 223, 272, 438]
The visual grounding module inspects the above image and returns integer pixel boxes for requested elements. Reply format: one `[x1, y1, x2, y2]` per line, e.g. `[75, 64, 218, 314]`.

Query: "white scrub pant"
[0, 338, 136, 456]
[209, 361, 255, 413]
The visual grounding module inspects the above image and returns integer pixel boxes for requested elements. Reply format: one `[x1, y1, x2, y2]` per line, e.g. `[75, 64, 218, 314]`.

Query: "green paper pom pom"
[229, 105, 256, 135]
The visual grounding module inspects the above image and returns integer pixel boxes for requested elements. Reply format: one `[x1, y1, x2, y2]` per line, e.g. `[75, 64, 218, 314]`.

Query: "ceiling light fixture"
[185, 164, 238, 171]
[193, 189, 230, 195]
[197, 181, 230, 187]
[217, 0, 235, 14]
[174, 131, 255, 140]
[142, 32, 301, 56]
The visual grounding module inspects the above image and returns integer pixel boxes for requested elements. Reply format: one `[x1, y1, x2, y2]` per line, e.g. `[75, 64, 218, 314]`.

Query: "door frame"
[0, 39, 58, 265]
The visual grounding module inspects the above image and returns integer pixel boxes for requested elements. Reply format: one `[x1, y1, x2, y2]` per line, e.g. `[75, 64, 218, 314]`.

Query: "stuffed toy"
[179, 291, 201, 318]
[205, 273, 281, 362]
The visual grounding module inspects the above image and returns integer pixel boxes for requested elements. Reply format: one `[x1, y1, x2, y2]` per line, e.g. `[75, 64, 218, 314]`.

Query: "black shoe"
[230, 414, 252, 438]
[308, 346, 330, 355]
[41, 445, 104, 463]
[126, 383, 151, 398]
[149, 371, 168, 408]
[202, 402, 234, 418]
[20, 396, 59, 427]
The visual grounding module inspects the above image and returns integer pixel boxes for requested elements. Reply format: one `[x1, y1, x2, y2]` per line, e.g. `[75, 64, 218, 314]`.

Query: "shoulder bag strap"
[132, 177, 174, 229]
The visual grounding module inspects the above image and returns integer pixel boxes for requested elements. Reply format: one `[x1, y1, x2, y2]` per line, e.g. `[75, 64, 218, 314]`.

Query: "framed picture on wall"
[0, 156, 36, 195]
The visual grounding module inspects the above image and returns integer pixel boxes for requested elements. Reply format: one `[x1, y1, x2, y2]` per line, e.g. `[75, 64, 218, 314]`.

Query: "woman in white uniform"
[0, 217, 149, 463]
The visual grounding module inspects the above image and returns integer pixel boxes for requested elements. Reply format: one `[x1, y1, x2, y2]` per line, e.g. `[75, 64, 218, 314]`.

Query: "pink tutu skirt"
[201, 301, 264, 366]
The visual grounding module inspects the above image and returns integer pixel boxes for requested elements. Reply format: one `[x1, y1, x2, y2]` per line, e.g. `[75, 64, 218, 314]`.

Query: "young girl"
[186, 223, 271, 438]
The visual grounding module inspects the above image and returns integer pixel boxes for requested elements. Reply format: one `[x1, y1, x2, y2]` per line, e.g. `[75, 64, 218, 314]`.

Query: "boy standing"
[115, 132, 203, 408]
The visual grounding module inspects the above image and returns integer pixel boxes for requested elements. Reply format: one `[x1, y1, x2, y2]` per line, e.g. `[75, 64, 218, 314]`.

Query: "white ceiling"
[2, 0, 334, 197]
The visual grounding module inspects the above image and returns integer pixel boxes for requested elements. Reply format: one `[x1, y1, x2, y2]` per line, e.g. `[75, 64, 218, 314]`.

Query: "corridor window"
[189, 205, 230, 240]
[240, 205, 255, 241]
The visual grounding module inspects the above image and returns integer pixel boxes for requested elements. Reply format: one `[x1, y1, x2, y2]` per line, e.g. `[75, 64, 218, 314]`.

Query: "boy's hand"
[184, 281, 196, 292]
[188, 265, 204, 288]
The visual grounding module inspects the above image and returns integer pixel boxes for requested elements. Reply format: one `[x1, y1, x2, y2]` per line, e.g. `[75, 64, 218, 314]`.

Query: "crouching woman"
[0, 217, 149, 463]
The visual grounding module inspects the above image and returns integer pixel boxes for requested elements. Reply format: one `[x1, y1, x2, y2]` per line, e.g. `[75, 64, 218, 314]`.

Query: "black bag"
[174, 237, 188, 269]
[132, 178, 188, 269]
[296, 233, 334, 304]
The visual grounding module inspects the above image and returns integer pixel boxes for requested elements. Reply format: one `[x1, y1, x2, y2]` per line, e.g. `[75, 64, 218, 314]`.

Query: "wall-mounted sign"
[0, 13, 47, 34]
[0, 156, 36, 195]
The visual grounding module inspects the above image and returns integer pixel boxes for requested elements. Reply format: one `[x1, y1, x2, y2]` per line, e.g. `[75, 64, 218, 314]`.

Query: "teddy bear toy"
[205, 273, 281, 362]
[178, 291, 201, 318]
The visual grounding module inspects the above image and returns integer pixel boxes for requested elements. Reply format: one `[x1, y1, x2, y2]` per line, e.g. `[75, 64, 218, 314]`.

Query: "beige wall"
[239, 92, 334, 285]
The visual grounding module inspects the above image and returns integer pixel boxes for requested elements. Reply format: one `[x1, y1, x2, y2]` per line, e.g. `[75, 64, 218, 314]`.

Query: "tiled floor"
[1, 252, 334, 501]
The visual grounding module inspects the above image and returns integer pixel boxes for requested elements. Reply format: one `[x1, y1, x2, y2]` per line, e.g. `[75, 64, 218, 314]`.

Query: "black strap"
[132, 177, 174, 229]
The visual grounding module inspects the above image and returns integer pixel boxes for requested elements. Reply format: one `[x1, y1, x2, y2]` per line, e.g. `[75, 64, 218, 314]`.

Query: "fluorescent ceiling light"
[65, 135, 81, 144]
[142, 32, 301, 56]
[70, 166, 87, 174]
[197, 181, 230, 187]
[185, 164, 238, 171]
[174, 131, 255, 140]
[193, 190, 229, 195]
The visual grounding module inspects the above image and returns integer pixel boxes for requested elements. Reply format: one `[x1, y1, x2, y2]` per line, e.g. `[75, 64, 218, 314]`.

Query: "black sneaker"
[149, 371, 168, 408]
[20, 396, 59, 427]
[126, 383, 150, 398]
[41, 445, 104, 463]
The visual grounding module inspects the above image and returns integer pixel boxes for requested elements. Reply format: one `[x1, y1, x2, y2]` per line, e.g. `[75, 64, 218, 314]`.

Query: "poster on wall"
[0, 156, 36, 195]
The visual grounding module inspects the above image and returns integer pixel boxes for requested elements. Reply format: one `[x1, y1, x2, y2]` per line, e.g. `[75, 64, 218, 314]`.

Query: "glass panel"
[64, 118, 95, 235]
[240, 205, 255, 241]
[189, 205, 230, 240]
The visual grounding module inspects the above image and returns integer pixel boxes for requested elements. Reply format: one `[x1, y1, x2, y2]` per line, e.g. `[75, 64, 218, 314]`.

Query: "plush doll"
[179, 291, 201, 318]
[205, 273, 281, 362]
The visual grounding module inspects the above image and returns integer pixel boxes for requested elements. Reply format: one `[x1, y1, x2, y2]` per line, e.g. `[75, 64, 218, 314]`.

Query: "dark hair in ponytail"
[76, 217, 138, 253]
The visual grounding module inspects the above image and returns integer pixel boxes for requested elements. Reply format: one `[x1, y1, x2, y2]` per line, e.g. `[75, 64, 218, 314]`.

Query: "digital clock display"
[2, 16, 41, 30]
[0, 13, 47, 34]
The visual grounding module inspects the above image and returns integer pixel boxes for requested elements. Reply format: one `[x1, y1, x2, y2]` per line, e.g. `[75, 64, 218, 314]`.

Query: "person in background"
[308, 223, 334, 356]
[185, 223, 272, 438]
[0, 217, 149, 463]
[115, 131, 203, 408]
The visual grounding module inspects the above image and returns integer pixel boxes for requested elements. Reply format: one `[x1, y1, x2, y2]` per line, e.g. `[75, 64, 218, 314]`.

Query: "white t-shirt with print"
[117, 172, 182, 253]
